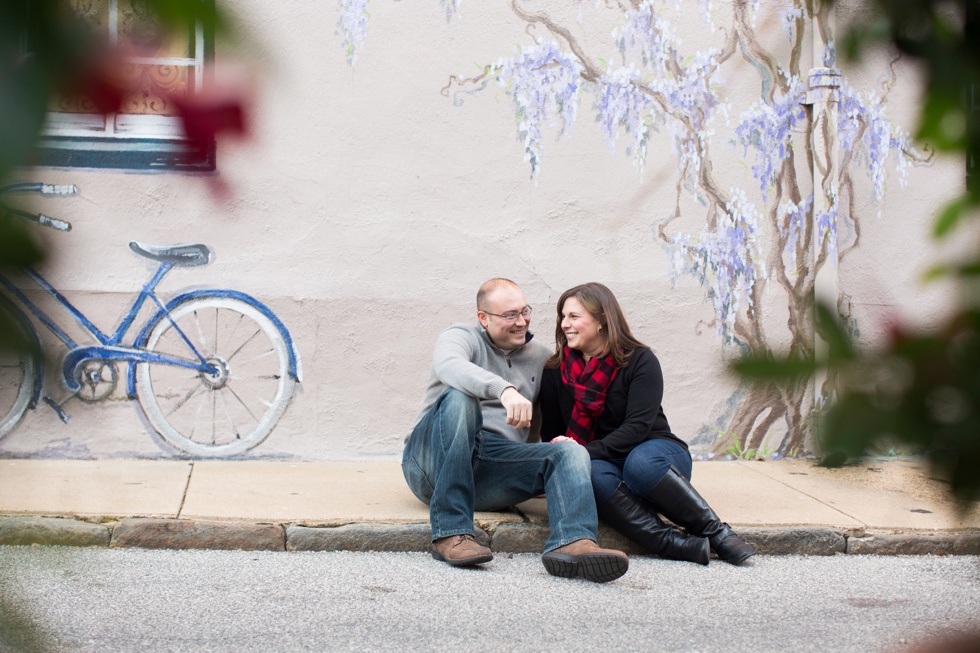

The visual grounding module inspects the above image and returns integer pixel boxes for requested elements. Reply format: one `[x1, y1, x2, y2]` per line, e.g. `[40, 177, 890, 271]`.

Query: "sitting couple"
[401, 278, 754, 583]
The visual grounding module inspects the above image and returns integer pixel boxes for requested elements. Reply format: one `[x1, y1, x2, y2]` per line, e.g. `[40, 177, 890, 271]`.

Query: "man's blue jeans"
[402, 388, 598, 553]
[590, 438, 693, 505]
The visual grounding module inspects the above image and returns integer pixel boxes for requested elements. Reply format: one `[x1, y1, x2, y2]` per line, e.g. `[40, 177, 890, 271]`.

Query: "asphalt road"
[1, 546, 978, 652]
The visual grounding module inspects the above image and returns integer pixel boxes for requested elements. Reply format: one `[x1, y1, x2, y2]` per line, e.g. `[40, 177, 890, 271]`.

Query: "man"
[402, 278, 628, 583]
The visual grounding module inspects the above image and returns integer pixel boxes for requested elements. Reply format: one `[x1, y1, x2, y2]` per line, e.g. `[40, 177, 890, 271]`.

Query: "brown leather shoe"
[541, 539, 629, 583]
[431, 534, 493, 567]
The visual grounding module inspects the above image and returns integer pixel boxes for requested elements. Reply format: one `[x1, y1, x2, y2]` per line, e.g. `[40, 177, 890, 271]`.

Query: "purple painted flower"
[594, 67, 656, 170]
[614, 2, 677, 71]
[441, 0, 462, 21]
[495, 41, 583, 176]
[610, 3, 723, 176]
[337, 0, 369, 66]
[734, 75, 807, 201]
[670, 189, 764, 340]
[815, 201, 839, 257]
[340, 0, 462, 66]
[777, 195, 813, 267]
[838, 80, 913, 203]
[778, 0, 805, 41]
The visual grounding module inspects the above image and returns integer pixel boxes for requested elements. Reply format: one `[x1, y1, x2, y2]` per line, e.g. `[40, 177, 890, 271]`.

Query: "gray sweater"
[410, 323, 552, 443]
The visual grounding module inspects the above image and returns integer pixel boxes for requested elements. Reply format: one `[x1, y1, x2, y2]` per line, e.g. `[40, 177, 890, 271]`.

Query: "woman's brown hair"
[545, 282, 647, 369]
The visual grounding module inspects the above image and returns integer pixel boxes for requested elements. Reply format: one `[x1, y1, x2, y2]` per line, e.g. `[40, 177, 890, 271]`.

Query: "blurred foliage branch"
[1, 0, 228, 184]
[736, 0, 980, 509]
[0, 0, 241, 358]
[843, 0, 980, 244]
[734, 302, 980, 508]
[0, 1, 233, 647]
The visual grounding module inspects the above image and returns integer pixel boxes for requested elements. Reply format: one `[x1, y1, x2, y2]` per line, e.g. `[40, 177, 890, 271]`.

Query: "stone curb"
[0, 516, 110, 548]
[110, 518, 285, 551]
[287, 523, 435, 552]
[740, 527, 848, 556]
[1, 517, 978, 556]
[846, 532, 980, 555]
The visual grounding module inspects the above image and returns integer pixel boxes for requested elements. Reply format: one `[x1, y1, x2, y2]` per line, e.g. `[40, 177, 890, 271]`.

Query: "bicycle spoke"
[226, 327, 263, 364]
[216, 388, 243, 441]
[187, 383, 214, 444]
[224, 383, 260, 425]
[191, 310, 211, 357]
[232, 345, 278, 370]
[222, 312, 246, 357]
[212, 306, 219, 357]
[165, 382, 205, 418]
[231, 374, 282, 381]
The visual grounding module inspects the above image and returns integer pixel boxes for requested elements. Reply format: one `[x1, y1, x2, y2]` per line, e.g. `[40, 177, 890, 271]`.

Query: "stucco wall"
[0, 0, 964, 460]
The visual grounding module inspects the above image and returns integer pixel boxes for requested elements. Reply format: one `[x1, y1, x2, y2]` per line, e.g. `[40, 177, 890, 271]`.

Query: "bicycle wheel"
[135, 296, 295, 457]
[0, 301, 36, 440]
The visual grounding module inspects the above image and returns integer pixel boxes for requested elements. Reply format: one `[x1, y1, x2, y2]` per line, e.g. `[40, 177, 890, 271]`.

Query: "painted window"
[30, 0, 215, 172]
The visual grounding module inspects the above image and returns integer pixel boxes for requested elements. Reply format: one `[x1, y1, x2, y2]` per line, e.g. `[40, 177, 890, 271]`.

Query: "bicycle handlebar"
[37, 214, 72, 232]
[41, 184, 78, 196]
[0, 182, 75, 232]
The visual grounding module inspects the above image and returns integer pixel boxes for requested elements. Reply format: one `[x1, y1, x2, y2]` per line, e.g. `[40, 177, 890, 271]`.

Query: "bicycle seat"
[129, 241, 211, 267]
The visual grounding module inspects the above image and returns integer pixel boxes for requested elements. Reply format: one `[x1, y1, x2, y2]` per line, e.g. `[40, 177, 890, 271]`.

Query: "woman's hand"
[550, 436, 577, 444]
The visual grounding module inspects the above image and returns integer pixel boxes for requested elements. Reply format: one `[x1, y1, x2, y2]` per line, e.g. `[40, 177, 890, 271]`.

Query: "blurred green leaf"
[0, 216, 44, 269]
[730, 355, 816, 381]
[925, 257, 980, 280]
[917, 92, 967, 152]
[142, 0, 226, 36]
[814, 301, 856, 361]
[0, 66, 49, 173]
[960, 258, 980, 276]
[932, 196, 971, 238]
[922, 263, 952, 281]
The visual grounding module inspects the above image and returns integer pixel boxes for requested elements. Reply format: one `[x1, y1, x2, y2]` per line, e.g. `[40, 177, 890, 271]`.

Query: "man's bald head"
[477, 278, 520, 312]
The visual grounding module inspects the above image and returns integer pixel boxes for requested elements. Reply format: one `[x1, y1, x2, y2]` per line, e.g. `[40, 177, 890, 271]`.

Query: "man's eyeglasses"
[482, 306, 532, 323]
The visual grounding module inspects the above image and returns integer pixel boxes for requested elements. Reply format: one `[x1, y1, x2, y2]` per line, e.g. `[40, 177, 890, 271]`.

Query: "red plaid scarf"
[559, 346, 618, 445]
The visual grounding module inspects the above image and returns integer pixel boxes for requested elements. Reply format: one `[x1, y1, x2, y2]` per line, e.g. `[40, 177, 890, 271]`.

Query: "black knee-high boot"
[598, 482, 709, 565]
[643, 466, 755, 565]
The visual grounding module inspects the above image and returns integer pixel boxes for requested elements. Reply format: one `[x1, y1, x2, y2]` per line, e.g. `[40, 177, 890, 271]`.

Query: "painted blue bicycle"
[0, 183, 302, 457]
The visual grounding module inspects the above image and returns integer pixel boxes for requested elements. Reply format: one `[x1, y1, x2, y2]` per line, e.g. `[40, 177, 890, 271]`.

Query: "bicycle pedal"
[42, 396, 72, 424]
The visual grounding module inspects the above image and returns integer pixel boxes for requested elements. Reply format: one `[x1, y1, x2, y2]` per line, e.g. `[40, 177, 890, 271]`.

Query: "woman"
[539, 282, 754, 566]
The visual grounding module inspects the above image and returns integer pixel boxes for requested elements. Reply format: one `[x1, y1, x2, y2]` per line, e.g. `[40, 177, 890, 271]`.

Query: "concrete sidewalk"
[1, 457, 978, 556]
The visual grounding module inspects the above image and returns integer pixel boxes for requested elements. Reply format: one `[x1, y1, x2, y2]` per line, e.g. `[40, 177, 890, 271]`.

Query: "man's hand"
[500, 386, 533, 429]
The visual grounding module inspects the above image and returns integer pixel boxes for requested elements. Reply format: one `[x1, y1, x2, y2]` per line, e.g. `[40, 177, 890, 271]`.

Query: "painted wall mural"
[0, 183, 301, 458]
[338, 0, 926, 457]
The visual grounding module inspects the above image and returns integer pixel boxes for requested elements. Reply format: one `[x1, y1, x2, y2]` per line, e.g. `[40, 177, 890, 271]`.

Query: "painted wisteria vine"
[338, 0, 922, 456]
[497, 42, 583, 175]
[337, 0, 369, 66]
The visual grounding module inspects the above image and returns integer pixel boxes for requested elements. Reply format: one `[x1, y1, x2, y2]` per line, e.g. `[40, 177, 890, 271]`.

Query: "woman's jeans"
[402, 388, 598, 553]
[590, 438, 693, 505]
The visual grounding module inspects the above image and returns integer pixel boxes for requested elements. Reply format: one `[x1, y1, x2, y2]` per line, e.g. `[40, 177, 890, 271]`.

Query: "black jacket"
[539, 347, 688, 461]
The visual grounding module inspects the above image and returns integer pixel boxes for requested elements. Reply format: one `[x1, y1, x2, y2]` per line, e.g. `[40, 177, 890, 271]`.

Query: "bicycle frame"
[0, 260, 220, 397]
[0, 183, 302, 455]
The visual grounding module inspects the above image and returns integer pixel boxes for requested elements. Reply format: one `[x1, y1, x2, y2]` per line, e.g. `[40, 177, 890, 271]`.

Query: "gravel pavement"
[1, 546, 978, 652]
